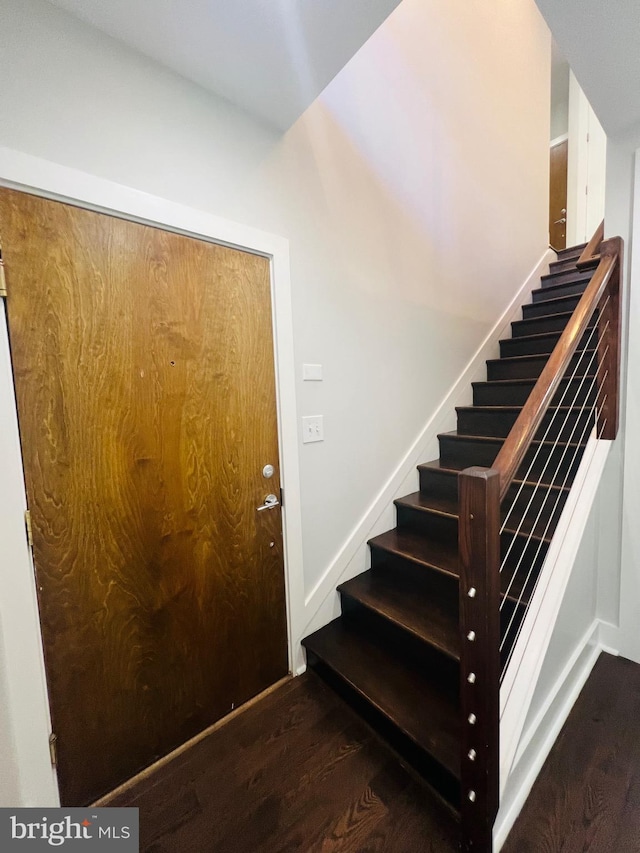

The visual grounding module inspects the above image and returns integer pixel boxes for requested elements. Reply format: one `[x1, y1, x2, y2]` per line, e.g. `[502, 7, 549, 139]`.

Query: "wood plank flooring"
[504, 653, 640, 852]
[109, 652, 640, 852]
[108, 674, 459, 851]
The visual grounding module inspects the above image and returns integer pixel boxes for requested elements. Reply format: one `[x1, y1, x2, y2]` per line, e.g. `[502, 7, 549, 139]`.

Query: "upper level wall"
[0, 0, 551, 804]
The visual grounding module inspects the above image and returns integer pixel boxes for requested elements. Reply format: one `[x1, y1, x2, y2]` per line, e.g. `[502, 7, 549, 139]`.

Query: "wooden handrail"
[492, 239, 620, 501]
[576, 219, 604, 270]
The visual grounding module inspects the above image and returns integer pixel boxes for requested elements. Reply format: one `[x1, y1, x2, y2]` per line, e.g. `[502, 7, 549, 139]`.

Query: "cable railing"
[457, 227, 623, 852]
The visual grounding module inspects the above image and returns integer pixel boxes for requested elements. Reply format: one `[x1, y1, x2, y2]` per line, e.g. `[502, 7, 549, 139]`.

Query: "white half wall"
[0, 0, 552, 805]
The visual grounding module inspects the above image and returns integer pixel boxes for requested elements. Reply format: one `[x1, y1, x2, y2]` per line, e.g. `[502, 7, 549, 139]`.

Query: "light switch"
[303, 363, 323, 381]
[302, 415, 324, 443]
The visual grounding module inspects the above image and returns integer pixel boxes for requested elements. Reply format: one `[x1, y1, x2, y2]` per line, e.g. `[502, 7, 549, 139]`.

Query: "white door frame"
[0, 145, 305, 807]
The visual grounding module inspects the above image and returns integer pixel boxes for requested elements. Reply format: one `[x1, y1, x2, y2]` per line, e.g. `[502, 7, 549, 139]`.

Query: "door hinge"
[49, 733, 58, 768]
[280, 487, 284, 508]
[24, 510, 33, 548]
[0, 248, 6, 299]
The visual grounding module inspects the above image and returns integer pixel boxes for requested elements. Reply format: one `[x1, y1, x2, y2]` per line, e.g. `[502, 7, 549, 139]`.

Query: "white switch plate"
[302, 415, 324, 443]
[303, 363, 323, 381]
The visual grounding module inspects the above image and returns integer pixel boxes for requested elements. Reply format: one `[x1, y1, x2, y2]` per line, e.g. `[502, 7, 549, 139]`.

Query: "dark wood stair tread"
[302, 618, 460, 780]
[523, 292, 583, 311]
[369, 520, 542, 604]
[396, 491, 555, 545]
[437, 429, 588, 450]
[486, 350, 594, 367]
[418, 458, 571, 496]
[338, 567, 460, 661]
[472, 376, 595, 391]
[368, 528, 458, 578]
[455, 404, 582, 415]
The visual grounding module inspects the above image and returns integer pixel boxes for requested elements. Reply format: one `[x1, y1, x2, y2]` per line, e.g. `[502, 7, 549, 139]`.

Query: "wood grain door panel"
[549, 140, 568, 250]
[0, 188, 288, 805]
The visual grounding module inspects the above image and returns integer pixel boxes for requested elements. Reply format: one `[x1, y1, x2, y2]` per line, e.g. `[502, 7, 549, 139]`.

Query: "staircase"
[302, 239, 616, 848]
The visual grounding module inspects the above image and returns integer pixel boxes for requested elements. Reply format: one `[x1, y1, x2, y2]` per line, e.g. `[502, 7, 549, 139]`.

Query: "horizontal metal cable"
[500, 303, 609, 537]
[499, 330, 608, 575]
[500, 407, 609, 681]
[499, 362, 607, 608]
[499, 387, 606, 644]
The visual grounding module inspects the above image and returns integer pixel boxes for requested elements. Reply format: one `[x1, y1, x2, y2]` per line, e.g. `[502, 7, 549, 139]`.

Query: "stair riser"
[557, 244, 586, 261]
[512, 314, 571, 338]
[340, 592, 459, 666]
[393, 506, 456, 544]
[523, 294, 581, 319]
[340, 581, 525, 672]
[539, 269, 592, 289]
[457, 407, 595, 442]
[370, 548, 456, 583]
[396, 491, 568, 545]
[472, 378, 597, 407]
[369, 536, 548, 609]
[305, 654, 461, 808]
[549, 258, 580, 274]
[438, 436, 587, 484]
[418, 467, 569, 511]
[486, 351, 596, 381]
[500, 328, 592, 357]
[532, 280, 589, 302]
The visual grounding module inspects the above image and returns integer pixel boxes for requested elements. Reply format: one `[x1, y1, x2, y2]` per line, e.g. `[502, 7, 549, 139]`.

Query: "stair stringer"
[498, 432, 611, 794]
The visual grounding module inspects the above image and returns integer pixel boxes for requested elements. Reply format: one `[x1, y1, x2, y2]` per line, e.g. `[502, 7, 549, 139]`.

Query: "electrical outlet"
[302, 415, 324, 443]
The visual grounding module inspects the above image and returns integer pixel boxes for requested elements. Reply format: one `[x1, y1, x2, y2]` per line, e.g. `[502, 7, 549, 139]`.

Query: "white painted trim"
[494, 618, 607, 851]
[0, 146, 305, 805]
[300, 249, 556, 639]
[550, 133, 569, 148]
[499, 434, 611, 790]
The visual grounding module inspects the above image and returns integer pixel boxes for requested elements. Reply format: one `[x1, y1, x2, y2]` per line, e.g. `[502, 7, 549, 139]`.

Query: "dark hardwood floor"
[108, 674, 459, 851]
[109, 652, 640, 852]
[504, 653, 640, 852]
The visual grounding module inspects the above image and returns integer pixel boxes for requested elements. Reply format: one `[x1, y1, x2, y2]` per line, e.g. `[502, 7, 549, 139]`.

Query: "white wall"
[566, 71, 607, 246]
[599, 127, 640, 662]
[0, 0, 551, 805]
[550, 50, 569, 140]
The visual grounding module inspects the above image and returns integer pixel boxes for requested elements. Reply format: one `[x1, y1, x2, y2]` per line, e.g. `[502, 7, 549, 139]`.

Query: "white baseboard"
[494, 618, 617, 850]
[297, 249, 556, 646]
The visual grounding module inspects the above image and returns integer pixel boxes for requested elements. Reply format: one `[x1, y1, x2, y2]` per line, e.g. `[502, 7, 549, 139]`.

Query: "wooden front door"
[0, 188, 288, 806]
[549, 139, 568, 250]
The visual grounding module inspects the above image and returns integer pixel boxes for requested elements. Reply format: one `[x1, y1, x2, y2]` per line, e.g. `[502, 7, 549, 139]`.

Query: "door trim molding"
[0, 145, 305, 807]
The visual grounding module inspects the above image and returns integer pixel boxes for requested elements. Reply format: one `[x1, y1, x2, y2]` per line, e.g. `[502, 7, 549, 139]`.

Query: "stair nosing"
[472, 376, 594, 388]
[417, 460, 570, 494]
[302, 620, 461, 780]
[368, 531, 458, 578]
[337, 575, 460, 663]
[485, 350, 594, 366]
[394, 492, 556, 546]
[437, 429, 588, 449]
[524, 292, 582, 310]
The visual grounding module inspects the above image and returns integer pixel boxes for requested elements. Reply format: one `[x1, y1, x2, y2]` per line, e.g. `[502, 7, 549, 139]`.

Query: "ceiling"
[47, 0, 402, 131]
[535, 0, 640, 136]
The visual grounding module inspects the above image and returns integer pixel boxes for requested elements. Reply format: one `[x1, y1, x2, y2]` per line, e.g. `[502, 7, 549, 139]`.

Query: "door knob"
[257, 494, 280, 512]
[554, 217, 567, 224]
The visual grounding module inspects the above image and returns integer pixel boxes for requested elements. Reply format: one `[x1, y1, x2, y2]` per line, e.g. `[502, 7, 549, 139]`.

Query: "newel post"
[598, 237, 623, 441]
[458, 466, 501, 852]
